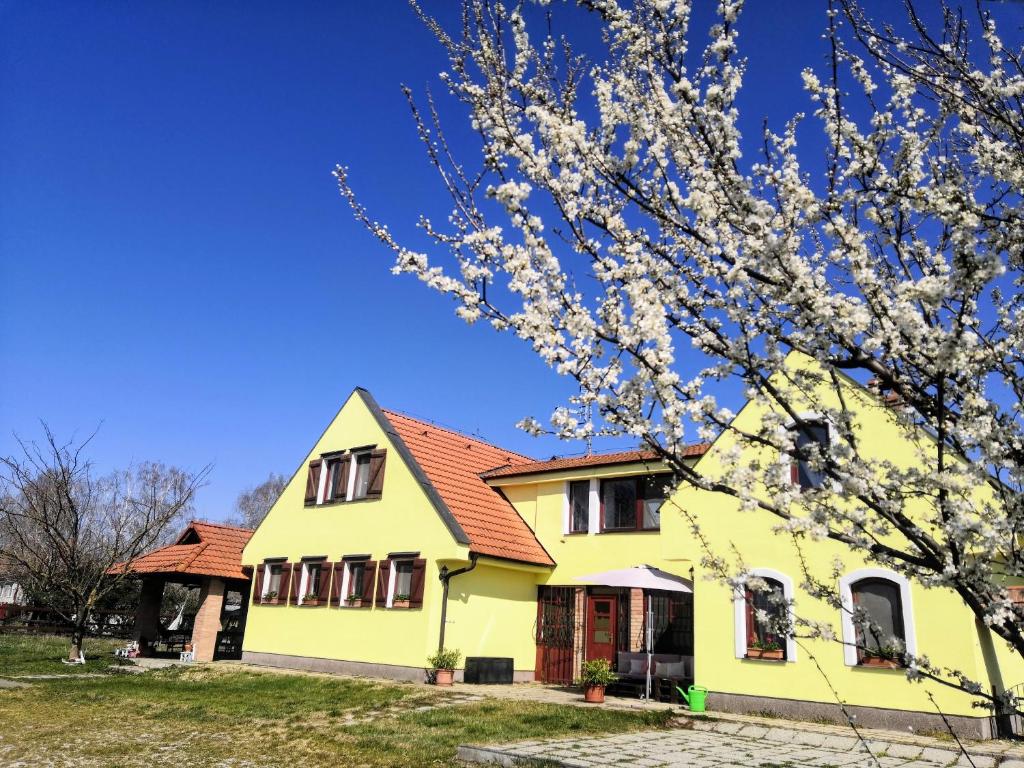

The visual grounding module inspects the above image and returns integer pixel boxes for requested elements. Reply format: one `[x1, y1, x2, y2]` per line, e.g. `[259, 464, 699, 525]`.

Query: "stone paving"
[457, 724, 1019, 768]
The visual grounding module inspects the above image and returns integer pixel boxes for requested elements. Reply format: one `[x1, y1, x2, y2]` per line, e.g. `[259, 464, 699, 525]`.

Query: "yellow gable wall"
[241, 390, 474, 670]
[666, 358, 1013, 719]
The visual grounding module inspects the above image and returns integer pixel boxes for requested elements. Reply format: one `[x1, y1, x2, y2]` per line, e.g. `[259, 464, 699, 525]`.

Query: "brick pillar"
[134, 577, 165, 653]
[190, 577, 225, 662]
[630, 588, 645, 652]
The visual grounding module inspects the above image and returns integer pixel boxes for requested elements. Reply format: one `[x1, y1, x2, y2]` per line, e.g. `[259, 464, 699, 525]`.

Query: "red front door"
[585, 594, 617, 664]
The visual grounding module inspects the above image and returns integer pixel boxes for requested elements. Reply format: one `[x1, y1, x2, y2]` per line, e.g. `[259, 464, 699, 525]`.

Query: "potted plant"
[746, 639, 784, 661]
[344, 594, 362, 608]
[302, 592, 319, 606]
[392, 593, 411, 609]
[427, 647, 462, 686]
[262, 590, 279, 605]
[861, 645, 901, 668]
[579, 658, 617, 704]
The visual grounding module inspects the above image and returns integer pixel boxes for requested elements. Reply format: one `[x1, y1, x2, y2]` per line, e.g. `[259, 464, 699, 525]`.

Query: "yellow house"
[241, 379, 1022, 739]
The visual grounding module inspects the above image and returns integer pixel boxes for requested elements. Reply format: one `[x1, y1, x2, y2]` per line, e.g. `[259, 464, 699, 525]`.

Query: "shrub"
[427, 647, 462, 671]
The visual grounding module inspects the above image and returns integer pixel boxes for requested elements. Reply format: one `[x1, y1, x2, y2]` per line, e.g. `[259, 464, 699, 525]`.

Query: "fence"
[0, 605, 144, 639]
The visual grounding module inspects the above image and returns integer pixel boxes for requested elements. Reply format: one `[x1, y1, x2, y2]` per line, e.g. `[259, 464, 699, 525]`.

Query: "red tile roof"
[382, 410, 554, 567]
[114, 521, 253, 581]
[480, 444, 710, 480]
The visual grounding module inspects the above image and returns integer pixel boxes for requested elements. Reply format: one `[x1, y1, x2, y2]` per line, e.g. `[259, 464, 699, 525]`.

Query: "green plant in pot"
[427, 647, 462, 686]
[579, 658, 617, 703]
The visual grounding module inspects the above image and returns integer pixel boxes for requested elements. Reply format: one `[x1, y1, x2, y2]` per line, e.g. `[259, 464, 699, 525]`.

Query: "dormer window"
[600, 473, 672, 532]
[788, 421, 830, 490]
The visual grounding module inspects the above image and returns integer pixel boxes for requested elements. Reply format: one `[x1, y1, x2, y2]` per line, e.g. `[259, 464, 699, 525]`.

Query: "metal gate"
[535, 586, 576, 684]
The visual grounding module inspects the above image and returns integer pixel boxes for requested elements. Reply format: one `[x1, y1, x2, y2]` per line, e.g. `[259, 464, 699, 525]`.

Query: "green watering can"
[677, 684, 708, 712]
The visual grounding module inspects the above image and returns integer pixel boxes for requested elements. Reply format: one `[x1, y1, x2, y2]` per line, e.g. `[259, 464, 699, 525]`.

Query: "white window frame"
[297, 561, 324, 605]
[779, 413, 839, 490]
[733, 568, 798, 663]
[339, 560, 367, 607]
[562, 479, 597, 535]
[839, 568, 916, 667]
[386, 559, 415, 607]
[348, 451, 374, 501]
[262, 562, 284, 599]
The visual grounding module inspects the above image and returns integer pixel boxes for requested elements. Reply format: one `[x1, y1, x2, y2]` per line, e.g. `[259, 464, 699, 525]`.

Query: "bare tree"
[0, 427, 209, 662]
[228, 473, 285, 529]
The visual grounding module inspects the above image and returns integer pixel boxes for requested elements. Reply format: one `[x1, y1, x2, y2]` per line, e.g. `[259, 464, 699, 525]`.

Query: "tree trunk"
[68, 615, 88, 662]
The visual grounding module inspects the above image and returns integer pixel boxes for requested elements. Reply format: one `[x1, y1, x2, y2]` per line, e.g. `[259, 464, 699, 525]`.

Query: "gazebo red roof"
[115, 520, 253, 581]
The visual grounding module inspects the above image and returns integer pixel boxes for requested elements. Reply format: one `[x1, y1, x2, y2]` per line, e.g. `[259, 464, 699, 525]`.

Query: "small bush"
[426, 647, 462, 671]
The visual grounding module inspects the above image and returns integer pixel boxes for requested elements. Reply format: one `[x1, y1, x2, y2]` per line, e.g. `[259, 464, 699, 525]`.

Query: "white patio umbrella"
[575, 565, 692, 701]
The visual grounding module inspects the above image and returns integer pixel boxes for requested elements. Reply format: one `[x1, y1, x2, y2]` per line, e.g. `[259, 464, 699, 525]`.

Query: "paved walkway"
[458, 722, 1017, 768]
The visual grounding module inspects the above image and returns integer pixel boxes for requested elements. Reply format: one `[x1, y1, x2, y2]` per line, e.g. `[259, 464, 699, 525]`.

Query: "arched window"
[745, 578, 788, 660]
[851, 578, 905, 665]
[733, 569, 797, 662]
[839, 569, 915, 667]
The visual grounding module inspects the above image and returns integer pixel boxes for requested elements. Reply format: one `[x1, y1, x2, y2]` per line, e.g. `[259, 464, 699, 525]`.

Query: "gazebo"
[117, 521, 253, 662]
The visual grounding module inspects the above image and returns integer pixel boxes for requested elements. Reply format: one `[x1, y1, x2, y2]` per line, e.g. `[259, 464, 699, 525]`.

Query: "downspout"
[438, 554, 479, 651]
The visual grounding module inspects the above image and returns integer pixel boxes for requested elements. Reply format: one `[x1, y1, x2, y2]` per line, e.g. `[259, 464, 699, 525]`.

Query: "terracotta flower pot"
[435, 668, 454, 686]
[583, 684, 606, 704]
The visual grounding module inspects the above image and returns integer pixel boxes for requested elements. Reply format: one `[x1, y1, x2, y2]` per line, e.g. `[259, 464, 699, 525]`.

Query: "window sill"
[310, 497, 380, 509]
[298, 601, 325, 607]
[341, 599, 369, 608]
[598, 528, 661, 535]
[257, 600, 285, 607]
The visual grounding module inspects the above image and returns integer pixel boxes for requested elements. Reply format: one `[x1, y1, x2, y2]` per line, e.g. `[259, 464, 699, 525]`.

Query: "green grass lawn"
[0, 633, 126, 676]
[0, 635, 674, 767]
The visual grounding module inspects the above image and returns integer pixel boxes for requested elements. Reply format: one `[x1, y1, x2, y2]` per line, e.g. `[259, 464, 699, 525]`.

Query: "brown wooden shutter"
[288, 563, 300, 604]
[408, 558, 427, 608]
[366, 449, 387, 499]
[362, 560, 377, 605]
[331, 563, 345, 606]
[305, 460, 322, 505]
[317, 562, 333, 603]
[253, 564, 265, 604]
[336, 456, 351, 501]
[375, 560, 391, 607]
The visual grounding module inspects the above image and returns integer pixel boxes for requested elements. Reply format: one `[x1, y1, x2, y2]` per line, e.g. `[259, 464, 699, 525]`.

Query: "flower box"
[391, 599, 410, 609]
[746, 647, 784, 661]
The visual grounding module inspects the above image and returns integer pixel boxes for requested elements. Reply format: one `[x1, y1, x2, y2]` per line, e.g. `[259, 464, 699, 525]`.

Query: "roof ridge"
[190, 519, 253, 532]
[382, 408, 535, 463]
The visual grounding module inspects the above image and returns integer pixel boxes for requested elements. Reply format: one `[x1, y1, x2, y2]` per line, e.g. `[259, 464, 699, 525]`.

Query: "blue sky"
[3, 1, 1019, 521]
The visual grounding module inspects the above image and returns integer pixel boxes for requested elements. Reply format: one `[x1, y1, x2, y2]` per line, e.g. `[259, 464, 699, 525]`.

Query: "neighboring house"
[0, 579, 24, 606]
[241, 373, 1022, 739]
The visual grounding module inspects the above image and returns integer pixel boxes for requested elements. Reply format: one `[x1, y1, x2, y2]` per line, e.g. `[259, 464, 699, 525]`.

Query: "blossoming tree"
[337, 0, 1024, 708]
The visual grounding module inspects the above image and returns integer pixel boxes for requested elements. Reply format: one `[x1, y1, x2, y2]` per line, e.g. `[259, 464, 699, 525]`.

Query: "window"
[852, 579, 905, 665]
[323, 455, 348, 502]
[744, 578, 788, 660]
[602, 478, 638, 529]
[600, 473, 672, 532]
[733, 569, 796, 662]
[382, 556, 426, 608]
[257, 561, 289, 604]
[305, 447, 387, 505]
[299, 560, 325, 605]
[347, 561, 366, 600]
[839, 569, 915, 667]
[394, 561, 413, 600]
[568, 480, 590, 533]
[351, 452, 372, 500]
[789, 421, 830, 489]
